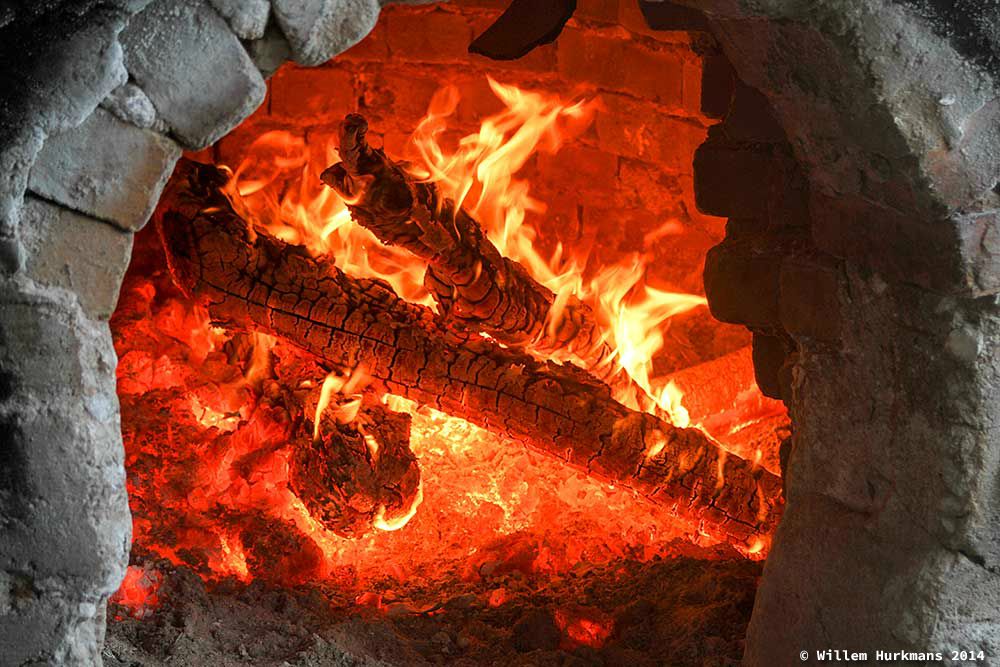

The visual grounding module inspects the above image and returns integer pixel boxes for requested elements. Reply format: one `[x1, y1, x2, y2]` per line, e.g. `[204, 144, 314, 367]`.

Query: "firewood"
[157, 159, 782, 548]
[321, 113, 609, 365]
[290, 399, 421, 538]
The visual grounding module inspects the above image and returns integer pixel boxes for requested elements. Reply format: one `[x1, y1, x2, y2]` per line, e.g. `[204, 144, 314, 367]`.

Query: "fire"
[226, 77, 710, 431]
[110, 565, 161, 620]
[113, 75, 782, 599]
[554, 605, 615, 649]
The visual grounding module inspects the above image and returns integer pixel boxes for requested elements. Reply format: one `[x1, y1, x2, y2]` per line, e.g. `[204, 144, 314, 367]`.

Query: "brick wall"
[216, 0, 736, 324]
[694, 55, 843, 419]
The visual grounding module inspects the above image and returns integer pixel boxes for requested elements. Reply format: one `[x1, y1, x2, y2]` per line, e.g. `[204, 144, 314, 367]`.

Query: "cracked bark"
[321, 114, 611, 366]
[157, 159, 782, 547]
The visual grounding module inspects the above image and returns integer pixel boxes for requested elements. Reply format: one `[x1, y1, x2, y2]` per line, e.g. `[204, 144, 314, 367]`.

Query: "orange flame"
[228, 78, 708, 431]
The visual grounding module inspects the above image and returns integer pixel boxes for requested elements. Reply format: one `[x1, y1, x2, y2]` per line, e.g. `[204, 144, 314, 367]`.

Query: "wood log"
[157, 159, 782, 549]
[320, 114, 610, 365]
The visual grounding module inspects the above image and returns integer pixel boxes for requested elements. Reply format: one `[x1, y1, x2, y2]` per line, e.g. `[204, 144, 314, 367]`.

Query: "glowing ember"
[113, 76, 784, 598]
[109, 565, 161, 620]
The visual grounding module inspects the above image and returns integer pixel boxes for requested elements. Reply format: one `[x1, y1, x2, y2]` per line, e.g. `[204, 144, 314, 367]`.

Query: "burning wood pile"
[154, 138, 780, 552]
[116, 80, 786, 598]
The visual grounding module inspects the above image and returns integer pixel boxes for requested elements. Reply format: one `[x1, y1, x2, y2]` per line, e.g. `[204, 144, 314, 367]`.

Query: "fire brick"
[595, 93, 707, 171]
[269, 65, 356, 121]
[385, 9, 474, 63]
[703, 239, 782, 328]
[693, 140, 772, 218]
[557, 26, 685, 109]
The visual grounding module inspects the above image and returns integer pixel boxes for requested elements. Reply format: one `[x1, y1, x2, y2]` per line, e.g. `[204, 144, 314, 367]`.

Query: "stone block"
[19, 196, 133, 320]
[28, 107, 181, 231]
[100, 81, 157, 129]
[557, 26, 685, 109]
[209, 0, 270, 40]
[811, 192, 975, 295]
[692, 138, 772, 218]
[751, 332, 789, 400]
[594, 94, 706, 171]
[0, 285, 130, 665]
[245, 20, 295, 78]
[957, 210, 1000, 296]
[700, 50, 734, 119]
[720, 82, 785, 143]
[122, 0, 267, 149]
[779, 255, 843, 343]
[273, 0, 382, 67]
[385, 8, 473, 62]
[703, 239, 782, 328]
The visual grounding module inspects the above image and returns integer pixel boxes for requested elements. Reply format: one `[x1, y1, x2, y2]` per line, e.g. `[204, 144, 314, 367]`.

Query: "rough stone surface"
[245, 19, 295, 78]
[272, 0, 382, 67]
[778, 256, 843, 343]
[0, 4, 130, 274]
[100, 81, 157, 129]
[687, 0, 1000, 295]
[20, 196, 133, 320]
[678, 0, 1000, 658]
[28, 107, 181, 231]
[748, 269, 1000, 663]
[209, 0, 270, 40]
[121, 0, 267, 149]
[0, 277, 131, 666]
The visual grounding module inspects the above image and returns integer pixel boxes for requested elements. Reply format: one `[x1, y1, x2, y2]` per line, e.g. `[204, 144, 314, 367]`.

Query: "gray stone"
[0, 6, 128, 276]
[100, 81, 157, 129]
[246, 19, 295, 78]
[121, 0, 267, 149]
[20, 196, 133, 320]
[745, 268, 1000, 665]
[272, 0, 382, 67]
[28, 107, 181, 231]
[210, 0, 270, 40]
[0, 279, 131, 666]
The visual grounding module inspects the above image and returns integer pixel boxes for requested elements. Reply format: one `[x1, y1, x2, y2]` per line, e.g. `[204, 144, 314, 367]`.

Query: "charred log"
[291, 398, 421, 538]
[321, 114, 608, 365]
[157, 159, 782, 548]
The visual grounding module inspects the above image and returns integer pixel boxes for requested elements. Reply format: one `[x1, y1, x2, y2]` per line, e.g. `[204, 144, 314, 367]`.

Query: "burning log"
[290, 395, 422, 538]
[321, 114, 608, 364]
[157, 159, 782, 548]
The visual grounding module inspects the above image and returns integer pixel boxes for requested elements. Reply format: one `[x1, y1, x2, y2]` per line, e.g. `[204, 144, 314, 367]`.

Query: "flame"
[227, 131, 433, 306]
[110, 565, 161, 620]
[227, 78, 708, 430]
[113, 75, 784, 595]
[373, 481, 424, 532]
[314, 365, 369, 441]
[407, 80, 710, 426]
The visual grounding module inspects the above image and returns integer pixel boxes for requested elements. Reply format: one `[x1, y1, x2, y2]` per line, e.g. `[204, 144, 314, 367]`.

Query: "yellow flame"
[313, 371, 345, 442]
[373, 482, 424, 532]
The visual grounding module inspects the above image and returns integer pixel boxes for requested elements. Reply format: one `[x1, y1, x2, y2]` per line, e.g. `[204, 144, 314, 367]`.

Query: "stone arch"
[0, 0, 997, 663]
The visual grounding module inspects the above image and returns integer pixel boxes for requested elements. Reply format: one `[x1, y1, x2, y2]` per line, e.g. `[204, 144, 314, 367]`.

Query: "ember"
[112, 77, 786, 602]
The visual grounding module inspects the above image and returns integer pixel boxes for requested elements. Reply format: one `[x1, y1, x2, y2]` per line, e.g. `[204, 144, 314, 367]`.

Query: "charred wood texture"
[157, 159, 782, 547]
[321, 114, 608, 364]
[468, 0, 578, 61]
[291, 400, 421, 538]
